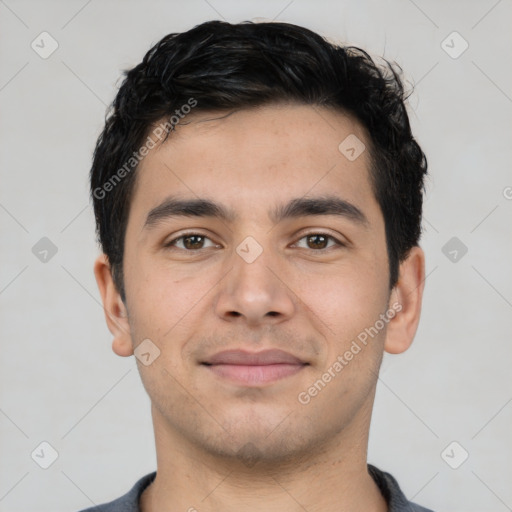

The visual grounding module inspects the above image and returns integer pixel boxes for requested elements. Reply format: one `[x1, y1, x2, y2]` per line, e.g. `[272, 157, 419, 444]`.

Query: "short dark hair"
[90, 20, 427, 302]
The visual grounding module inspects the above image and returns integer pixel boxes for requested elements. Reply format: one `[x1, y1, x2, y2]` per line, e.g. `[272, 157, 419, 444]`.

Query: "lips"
[201, 349, 308, 385]
[202, 349, 306, 366]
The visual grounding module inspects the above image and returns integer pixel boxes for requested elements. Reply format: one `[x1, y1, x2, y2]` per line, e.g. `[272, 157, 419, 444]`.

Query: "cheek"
[299, 261, 389, 344]
[124, 257, 172, 342]
[125, 254, 216, 344]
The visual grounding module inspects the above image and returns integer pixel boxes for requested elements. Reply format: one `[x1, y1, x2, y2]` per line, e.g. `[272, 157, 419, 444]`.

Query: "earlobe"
[93, 254, 134, 357]
[384, 246, 425, 355]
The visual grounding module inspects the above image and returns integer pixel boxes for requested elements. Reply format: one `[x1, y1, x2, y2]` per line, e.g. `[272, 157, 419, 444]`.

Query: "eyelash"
[164, 231, 345, 252]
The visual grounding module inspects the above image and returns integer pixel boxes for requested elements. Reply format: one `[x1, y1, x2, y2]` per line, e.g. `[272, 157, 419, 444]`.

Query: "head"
[92, 21, 427, 469]
[91, 20, 426, 302]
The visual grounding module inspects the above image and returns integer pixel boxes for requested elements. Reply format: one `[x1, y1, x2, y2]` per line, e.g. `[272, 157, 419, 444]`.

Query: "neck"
[140, 404, 387, 512]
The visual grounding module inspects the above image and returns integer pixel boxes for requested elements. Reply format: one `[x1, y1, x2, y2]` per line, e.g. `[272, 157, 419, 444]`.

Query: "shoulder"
[368, 464, 436, 512]
[76, 472, 156, 512]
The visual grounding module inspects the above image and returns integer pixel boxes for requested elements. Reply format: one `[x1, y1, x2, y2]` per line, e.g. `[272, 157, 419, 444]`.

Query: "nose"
[214, 243, 296, 327]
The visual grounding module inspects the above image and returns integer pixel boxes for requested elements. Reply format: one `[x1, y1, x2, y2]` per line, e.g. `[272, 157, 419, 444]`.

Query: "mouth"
[202, 362, 307, 385]
[201, 349, 309, 386]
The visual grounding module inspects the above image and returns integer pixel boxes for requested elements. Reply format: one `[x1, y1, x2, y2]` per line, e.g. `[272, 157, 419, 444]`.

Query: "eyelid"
[291, 231, 347, 249]
[164, 230, 220, 249]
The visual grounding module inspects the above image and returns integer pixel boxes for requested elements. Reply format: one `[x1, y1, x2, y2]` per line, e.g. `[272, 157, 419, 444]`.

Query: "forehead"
[129, 104, 378, 227]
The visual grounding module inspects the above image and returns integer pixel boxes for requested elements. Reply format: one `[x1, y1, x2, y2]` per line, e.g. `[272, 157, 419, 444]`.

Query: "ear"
[93, 253, 134, 357]
[384, 246, 425, 354]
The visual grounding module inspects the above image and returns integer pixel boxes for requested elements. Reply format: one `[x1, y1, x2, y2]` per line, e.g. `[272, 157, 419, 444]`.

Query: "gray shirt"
[77, 464, 434, 511]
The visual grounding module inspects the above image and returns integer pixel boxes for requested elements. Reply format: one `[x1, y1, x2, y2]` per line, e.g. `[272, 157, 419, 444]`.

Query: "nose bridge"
[214, 234, 295, 324]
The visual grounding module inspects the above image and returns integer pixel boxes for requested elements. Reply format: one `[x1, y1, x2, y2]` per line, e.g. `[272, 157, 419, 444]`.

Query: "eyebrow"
[143, 195, 369, 230]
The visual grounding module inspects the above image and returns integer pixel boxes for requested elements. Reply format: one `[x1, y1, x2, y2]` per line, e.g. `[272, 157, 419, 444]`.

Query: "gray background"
[1, 1, 511, 511]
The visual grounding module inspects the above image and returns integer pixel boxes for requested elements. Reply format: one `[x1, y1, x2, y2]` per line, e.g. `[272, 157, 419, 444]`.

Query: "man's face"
[115, 104, 396, 465]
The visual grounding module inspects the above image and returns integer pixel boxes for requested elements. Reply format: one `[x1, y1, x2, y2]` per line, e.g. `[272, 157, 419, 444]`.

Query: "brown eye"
[306, 234, 329, 249]
[295, 233, 341, 250]
[182, 235, 205, 250]
[165, 233, 217, 251]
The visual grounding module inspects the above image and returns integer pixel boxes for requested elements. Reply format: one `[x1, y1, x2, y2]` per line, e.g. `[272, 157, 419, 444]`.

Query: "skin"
[94, 104, 425, 512]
